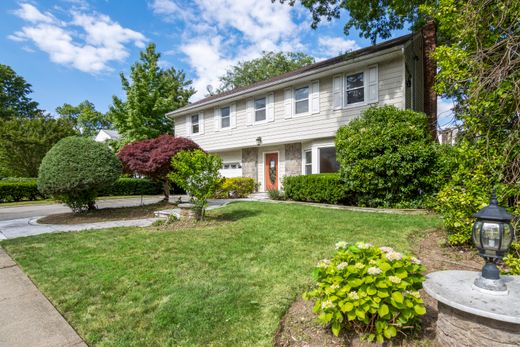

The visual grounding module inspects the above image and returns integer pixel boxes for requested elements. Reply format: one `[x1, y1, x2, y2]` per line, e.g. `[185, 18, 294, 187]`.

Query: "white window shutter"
[266, 92, 275, 122]
[246, 98, 254, 126]
[332, 75, 343, 110]
[311, 80, 320, 114]
[230, 103, 237, 128]
[199, 112, 204, 134]
[367, 65, 378, 104]
[214, 108, 220, 131]
[284, 87, 293, 119]
[186, 115, 191, 135]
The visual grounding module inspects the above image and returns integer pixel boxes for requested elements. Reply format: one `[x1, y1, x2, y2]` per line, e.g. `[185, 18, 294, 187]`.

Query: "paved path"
[0, 196, 164, 221]
[0, 248, 87, 347]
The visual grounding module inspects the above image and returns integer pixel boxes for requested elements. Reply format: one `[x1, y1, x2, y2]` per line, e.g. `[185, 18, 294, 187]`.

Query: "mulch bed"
[274, 229, 482, 347]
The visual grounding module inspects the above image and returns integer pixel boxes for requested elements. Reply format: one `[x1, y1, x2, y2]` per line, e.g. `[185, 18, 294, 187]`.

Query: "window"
[319, 147, 339, 173]
[294, 86, 309, 114]
[220, 106, 230, 128]
[304, 150, 312, 175]
[254, 97, 266, 122]
[222, 162, 242, 169]
[191, 114, 199, 134]
[344, 72, 364, 105]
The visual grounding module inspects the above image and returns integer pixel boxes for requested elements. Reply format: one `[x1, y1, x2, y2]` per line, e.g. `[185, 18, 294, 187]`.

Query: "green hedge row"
[283, 173, 348, 204]
[0, 177, 163, 203]
[0, 179, 43, 202]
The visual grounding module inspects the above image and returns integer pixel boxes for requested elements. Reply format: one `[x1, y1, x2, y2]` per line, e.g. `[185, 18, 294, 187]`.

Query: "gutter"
[167, 45, 405, 118]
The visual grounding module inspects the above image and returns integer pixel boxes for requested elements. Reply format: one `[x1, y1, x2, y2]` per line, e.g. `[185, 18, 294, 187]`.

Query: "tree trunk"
[87, 201, 96, 211]
[422, 20, 438, 140]
[162, 179, 170, 202]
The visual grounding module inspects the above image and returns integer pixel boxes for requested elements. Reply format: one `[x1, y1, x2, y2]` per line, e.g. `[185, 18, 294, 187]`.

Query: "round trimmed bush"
[38, 136, 122, 212]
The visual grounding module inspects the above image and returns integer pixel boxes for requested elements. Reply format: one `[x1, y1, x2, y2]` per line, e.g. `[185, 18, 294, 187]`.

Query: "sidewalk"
[0, 248, 87, 347]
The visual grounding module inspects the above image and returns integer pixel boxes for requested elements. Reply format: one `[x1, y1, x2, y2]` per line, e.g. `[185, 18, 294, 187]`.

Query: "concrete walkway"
[0, 248, 86, 347]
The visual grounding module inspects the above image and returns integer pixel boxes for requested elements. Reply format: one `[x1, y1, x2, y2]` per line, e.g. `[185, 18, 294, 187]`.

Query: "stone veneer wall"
[284, 143, 302, 177]
[242, 147, 258, 187]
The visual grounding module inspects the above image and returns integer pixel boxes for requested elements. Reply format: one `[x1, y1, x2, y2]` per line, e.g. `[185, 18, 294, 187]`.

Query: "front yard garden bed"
[2, 202, 441, 346]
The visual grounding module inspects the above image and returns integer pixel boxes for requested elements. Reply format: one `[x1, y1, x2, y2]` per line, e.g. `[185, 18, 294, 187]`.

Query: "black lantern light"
[472, 190, 515, 293]
[256, 136, 262, 146]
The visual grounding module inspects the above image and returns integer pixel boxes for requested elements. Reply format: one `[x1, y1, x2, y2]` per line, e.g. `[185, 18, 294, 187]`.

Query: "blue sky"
[0, 0, 453, 125]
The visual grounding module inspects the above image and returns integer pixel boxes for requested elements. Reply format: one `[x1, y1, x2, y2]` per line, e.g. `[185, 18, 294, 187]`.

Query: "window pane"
[221, 116, 230, 128]
[294, 86, 309, 101]
[192, 124, 199, 134]
[305, 151, 312, 164]
[305, 164, 312, 175]
[319, 147, 339, 173]
[255, 109, 266, 122]
[191, 114, 199, 124]
[346, 72, 363, 89]
[295, 100, 309, 114]
[221, 107, 230, 117]
[254, 97, 266, 110]
[346, 88, 364, 104]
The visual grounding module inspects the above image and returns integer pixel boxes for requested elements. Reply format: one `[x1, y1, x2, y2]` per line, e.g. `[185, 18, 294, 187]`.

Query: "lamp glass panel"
[472, 221, 482, 247]
[481, 222, 500, 250]
[501, 224, 513, 251]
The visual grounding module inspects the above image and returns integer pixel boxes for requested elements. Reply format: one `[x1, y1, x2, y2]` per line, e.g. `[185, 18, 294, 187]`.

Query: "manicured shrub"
[98, 178, 163, 196]
[170, 149, 222, 220]
[117, 135, 200, 201]
[0, 178, 43, 202]
[336, 106, 443, 208]
[267, 189, 286, 201]
[214, 177, 256, 198]
[38, 136, 122, 212]
[283, 173, 348, 204]
[304, 242, 426, 343]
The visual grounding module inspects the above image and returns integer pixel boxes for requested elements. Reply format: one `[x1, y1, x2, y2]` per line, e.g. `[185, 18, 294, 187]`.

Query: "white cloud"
[151, 0, 307, 99]
[437, 98, 456, 128]
[318, 36, 360, 56]
[9, 3, 146, 74]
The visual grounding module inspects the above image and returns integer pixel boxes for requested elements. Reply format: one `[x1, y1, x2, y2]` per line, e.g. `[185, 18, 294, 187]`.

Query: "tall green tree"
[217, 51, 314, 92]
[276, 0, 438, 138]
[0, 64, 41, 119]
[56, 100, 110, 138]
[107, 43, 194, 142]
[0, 115, 77, 177]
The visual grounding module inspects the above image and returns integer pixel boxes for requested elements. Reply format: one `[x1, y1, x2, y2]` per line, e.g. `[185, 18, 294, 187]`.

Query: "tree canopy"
[107, 43, 194, 143]
[217, 51, 315, 92]
[0, 64, 41, 119]
[56, 100, 110, 138]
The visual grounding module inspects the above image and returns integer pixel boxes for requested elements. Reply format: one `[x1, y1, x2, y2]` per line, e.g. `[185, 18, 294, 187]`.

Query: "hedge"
[99, 178, 163, 196]
[0, 179, 43, 202]
[214, 177, 256, 198]
[283, 173, 348, 204]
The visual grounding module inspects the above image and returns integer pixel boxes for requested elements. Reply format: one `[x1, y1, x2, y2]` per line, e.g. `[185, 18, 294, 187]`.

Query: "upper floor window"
[344, 72, 364, 105]
[191, 114, 199, 134]
[254, 97, 266, 122]
[294, 86, 309, 114]
[220, 106, 230, 128]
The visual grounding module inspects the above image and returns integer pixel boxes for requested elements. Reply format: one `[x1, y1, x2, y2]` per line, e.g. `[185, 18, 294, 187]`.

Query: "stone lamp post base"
[424, 270, 520, 347]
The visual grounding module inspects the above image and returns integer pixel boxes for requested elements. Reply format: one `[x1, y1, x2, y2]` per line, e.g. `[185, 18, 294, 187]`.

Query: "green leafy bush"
[38, 136, 122, 212]
[267, 189, 286, 200]
[214, 177, 256, 198]
[0, 179, 43, 202]
[304, 242, 426, 343]
[336, 106, 443, 208]
[99, 178, 163, 196]
[170, 149, 222, 220]
[283, 173, 347, 204]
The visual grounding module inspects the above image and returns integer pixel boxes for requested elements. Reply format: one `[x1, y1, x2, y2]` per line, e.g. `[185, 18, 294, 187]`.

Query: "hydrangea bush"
[304, 242, 426, 343]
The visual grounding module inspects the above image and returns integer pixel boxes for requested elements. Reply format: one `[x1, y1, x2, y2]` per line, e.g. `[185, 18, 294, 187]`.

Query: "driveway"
[0, 196, 164, 221]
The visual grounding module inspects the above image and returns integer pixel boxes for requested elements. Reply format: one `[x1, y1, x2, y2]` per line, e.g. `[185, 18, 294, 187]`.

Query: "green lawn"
[1, 202, 440, 346]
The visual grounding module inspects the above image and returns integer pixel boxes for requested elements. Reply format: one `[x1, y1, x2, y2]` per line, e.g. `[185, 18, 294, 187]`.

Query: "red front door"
[265, 153, 278, 191]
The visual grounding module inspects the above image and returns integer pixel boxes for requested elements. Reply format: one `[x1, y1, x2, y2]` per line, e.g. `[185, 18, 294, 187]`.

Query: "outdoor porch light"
[472, 190, 515, 293]
[256, 136, 262, 146]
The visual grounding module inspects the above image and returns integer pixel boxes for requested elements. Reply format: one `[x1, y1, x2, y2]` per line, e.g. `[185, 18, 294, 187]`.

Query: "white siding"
[175, 56, 405, 152]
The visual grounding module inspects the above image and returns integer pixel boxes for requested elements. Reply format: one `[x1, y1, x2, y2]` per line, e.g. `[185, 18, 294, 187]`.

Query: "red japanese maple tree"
[117, 134, 201, 200]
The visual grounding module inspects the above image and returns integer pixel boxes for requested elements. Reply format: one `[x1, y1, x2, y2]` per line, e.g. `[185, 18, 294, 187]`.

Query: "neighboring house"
[438, 127, 459, 145]
[167, 33, 425, 192]
[94, 129, 120, 143]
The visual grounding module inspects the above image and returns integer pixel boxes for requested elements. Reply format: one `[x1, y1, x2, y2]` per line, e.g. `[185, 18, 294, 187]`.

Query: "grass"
[38, 201, 171, 224]
[1, 202, 441, 346]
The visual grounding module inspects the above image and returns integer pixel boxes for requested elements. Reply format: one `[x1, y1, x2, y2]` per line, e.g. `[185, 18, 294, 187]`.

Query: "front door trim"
[263, 151, 279, 192]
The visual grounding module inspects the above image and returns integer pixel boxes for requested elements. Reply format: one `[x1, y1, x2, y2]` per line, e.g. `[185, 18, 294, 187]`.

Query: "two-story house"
[167, 33, 425, 192]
